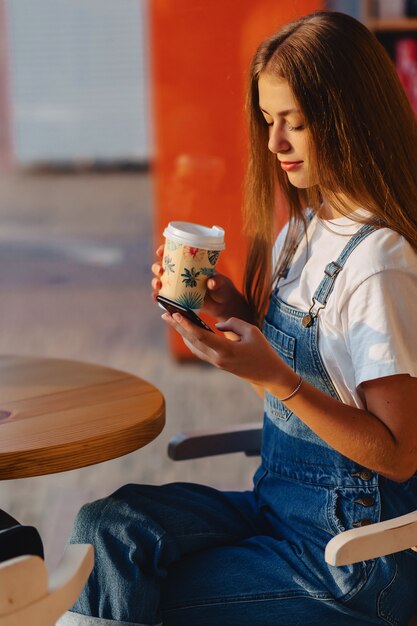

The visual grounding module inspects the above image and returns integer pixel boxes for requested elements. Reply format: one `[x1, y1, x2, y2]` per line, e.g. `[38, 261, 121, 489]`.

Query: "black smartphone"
[156, 295, 214, 332]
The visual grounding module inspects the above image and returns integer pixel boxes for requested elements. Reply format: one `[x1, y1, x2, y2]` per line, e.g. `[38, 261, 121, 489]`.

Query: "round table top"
[0, 355, 165, 479]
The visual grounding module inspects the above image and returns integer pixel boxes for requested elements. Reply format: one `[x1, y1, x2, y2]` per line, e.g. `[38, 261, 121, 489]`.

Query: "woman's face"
[258, 73, 316, 188]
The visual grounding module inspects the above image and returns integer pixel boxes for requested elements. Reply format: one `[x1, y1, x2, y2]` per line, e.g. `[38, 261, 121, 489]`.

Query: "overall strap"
[302, 223, 378, 328]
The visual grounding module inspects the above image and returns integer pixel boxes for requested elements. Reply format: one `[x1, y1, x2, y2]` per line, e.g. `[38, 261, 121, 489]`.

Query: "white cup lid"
[163, 222, 225, 250]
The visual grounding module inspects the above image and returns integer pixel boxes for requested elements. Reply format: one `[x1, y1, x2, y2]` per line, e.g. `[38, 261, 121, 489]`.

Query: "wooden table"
[0, 355, 165, 479]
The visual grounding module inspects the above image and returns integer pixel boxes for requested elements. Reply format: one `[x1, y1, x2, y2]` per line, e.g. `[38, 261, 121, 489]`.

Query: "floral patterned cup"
[159, 222, 225, 311]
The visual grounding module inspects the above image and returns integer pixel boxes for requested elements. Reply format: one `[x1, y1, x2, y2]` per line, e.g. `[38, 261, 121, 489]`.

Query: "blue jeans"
[57, 477, 417, 626]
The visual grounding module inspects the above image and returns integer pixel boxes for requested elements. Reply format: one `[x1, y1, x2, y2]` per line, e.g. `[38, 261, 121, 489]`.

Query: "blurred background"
[0, 0, 416, 568]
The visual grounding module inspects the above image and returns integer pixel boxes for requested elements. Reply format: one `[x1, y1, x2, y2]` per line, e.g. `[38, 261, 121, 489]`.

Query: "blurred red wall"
[150, 0, 322, 357]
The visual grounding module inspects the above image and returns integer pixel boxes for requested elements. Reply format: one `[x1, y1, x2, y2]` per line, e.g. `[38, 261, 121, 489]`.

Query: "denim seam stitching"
[260, 457, 376, 487]
[337, 561, 370, 604]
[308, 324, 340, 399]
[165, 532, 238, 540]
[377, 555, 400, 626]
[263, 321, 295, 359]
[163, 589, 334, 612]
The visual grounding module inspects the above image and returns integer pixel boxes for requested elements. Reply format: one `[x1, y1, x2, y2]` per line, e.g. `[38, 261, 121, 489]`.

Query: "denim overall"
[61, 222, 417, 626]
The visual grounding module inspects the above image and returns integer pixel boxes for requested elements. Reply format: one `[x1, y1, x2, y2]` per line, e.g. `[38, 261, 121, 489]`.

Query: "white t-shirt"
[273, 212, 417, 409]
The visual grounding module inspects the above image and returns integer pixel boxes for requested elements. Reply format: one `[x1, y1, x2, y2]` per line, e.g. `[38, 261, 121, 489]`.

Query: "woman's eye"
[263, 117, 304, 130]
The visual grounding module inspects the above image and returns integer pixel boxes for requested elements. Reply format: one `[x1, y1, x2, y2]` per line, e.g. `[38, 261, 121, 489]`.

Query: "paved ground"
[0, 168, 261, 567]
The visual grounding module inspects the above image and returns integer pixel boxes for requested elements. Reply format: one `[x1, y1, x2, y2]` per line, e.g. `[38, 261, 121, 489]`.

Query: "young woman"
[60, 11, 417, 626]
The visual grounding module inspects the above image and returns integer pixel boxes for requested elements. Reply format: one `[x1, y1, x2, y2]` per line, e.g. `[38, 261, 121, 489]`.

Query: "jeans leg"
[65, 482, 264, 625]
[160, 538, 385, 626]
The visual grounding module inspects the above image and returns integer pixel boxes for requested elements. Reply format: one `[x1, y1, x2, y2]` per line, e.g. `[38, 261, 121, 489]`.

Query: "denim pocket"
[262, 319, 296, 370]
[325, 487, 381, 603]
[377, 554, 417, 626]
[328, 486, 381, 535]
[264, 392, 293, 422]
[262, 320, 296, 422]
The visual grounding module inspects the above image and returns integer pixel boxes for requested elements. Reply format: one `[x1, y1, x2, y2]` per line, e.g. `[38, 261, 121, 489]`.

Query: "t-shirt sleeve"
[342, 269, 417, 386]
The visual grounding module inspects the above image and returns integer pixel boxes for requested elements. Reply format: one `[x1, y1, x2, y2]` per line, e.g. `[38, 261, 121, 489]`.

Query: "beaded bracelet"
[279, 375, 303, 402]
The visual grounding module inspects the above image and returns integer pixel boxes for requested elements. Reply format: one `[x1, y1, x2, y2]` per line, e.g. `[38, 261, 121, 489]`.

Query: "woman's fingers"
[205, 275, 253, 323]
[151, 261, 163, 292]
[152, 277, 162, 291]
[152, 262, 163, 277]
[215, 317, 249, 337]
[162, 312, 204, 338]
[161, 312, 217, 361]
[206, 275, 233, 303]
[151, 246, 165, 299]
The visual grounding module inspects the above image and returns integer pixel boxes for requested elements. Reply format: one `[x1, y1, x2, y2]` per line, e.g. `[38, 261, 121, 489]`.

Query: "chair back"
[0, 544, 93, 626]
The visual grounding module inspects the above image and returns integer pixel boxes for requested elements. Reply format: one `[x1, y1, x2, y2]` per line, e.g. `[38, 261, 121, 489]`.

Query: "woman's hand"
[161, 311, 297, 393]
[202, 275, 254, 323]
[151, 244, 254, 323]
[151, 244, 165, 302]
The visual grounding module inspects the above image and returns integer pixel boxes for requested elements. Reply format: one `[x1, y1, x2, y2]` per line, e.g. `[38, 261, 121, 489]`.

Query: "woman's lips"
[280, 161, 303, 172]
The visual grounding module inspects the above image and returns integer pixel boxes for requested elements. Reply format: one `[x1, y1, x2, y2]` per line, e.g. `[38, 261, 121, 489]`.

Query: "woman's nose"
[268, 125, 291, 154]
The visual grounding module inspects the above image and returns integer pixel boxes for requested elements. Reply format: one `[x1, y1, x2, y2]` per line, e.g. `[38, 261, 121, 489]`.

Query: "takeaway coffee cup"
[159, 222, 225, 311]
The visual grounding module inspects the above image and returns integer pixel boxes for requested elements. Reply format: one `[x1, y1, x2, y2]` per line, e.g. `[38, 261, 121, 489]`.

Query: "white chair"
[0, 543, 94, 626]
[169, 423, 417, 626]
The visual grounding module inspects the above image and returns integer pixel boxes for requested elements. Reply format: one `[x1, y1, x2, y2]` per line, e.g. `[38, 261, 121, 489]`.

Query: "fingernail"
[173, 313, 182, 322]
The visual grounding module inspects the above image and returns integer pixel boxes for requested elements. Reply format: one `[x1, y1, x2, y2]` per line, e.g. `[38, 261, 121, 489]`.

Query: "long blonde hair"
[244, 11, 417, 326]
